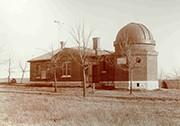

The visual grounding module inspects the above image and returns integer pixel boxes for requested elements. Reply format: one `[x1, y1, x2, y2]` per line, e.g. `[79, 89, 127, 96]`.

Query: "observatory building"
[28, 22, 159, 90]
[114, 23, 158, 90]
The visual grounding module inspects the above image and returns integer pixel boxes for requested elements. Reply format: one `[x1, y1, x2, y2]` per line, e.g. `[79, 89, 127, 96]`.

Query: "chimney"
[93, 37, 100, 50]
[60, 41, 64, 49]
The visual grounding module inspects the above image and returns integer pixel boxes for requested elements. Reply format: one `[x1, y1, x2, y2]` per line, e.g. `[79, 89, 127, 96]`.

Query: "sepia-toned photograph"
[0, 0, 180, 126]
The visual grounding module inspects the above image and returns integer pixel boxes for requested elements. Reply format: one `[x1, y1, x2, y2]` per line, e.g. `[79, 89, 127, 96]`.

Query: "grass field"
[0, 86, 180, 126]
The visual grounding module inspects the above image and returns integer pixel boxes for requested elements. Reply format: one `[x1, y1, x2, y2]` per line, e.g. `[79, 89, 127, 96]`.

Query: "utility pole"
[50, 20, 64, 92]
[8, 58, 11, 84]
[54, 20, 64, 42]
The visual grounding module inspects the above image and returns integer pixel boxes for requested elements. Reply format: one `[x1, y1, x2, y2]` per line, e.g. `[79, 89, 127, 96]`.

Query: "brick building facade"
[28, 22, 159, 90]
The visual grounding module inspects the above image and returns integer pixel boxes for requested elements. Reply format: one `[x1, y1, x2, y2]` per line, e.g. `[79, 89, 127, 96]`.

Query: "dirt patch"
[0, 86, 180, 126]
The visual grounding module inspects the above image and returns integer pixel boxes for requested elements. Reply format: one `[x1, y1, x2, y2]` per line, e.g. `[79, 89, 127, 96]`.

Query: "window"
[61, 61, 71, 78]
[36, 64, 41, 77]
[101, 57, 107, 74]
[137, 83, 140, 87]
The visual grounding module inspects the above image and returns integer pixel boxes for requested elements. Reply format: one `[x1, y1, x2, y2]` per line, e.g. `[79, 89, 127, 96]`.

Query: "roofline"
[114, 40, 156, 46]
[28, 47, 113, 62]
[27, 59, 51, 63]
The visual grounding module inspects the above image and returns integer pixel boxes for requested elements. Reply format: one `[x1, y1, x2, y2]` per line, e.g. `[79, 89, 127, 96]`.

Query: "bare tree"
[49, 44, 68, 92]
[19, 62, 28, 84]
[0, 45, 11, 84]
[49, 46, 58, 92]
[117, 36, 141, 95]
[172, 68, 180, 89]
[70, 23, 93, 97]
[36, 46, 64, 92]
[172, 68, 180, 78]
[6, 57, 16, 84]
[0, 44, 12, 83]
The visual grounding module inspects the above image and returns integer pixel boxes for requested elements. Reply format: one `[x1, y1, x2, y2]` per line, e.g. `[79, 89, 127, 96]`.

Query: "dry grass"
[0, 87, 180, 126]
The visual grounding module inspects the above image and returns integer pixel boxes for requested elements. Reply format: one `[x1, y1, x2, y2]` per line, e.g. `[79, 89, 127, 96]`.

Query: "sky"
[0, 0, 180, 78]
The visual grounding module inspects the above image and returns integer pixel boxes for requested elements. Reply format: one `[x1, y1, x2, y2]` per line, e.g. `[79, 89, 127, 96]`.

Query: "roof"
[28, 49, 61, 62]
[71, 47, 113, 56]
[28, 47, 112, 62]
[115, 22, 155, 45]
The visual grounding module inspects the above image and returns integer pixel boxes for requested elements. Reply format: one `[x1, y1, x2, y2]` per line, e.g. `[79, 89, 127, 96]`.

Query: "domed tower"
[114, 23, 159, 90]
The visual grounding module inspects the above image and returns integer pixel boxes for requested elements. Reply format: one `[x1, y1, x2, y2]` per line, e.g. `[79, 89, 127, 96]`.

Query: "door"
[92, 65, 99, 83]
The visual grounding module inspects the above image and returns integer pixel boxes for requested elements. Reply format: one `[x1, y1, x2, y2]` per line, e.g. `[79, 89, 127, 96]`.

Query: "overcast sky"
[0, 0, 180, 78]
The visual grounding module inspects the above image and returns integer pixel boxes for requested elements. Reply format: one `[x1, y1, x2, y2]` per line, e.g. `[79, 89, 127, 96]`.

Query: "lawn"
[0, 86, 180, 126]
